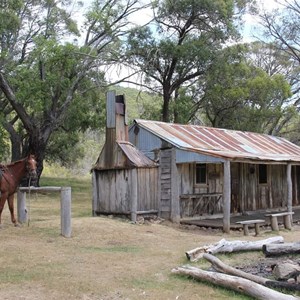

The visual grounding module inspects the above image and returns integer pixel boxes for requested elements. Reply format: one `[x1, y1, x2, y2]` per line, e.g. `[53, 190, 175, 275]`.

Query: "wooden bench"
[236, 219, 265, 236]
[265, 212, 294, 231]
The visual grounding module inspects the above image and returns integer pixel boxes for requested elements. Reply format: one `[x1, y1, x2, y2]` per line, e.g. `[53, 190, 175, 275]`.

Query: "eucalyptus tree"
[201, 44, 292, 133]
[0, 113, 9, 160]
[259, 0, 300, 106]
[243, 41, 300, 137]
[0, 0, 145, 181]
[124, 0, 254, 122]
[253, 2, 300, 141]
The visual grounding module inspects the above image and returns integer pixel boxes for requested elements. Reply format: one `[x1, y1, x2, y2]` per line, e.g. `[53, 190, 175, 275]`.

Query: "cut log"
[203, 253, 300, 292]
[263, 243, 300, 257]
[186, 236, 284, 262]
[172, 265, 299, 300]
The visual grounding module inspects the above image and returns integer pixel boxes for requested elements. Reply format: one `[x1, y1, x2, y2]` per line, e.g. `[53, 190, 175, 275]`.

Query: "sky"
[242, 0, 283, 42]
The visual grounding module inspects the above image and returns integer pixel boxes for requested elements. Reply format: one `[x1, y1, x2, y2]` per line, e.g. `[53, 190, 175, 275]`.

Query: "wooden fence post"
[60, 187, 72, 238]
[17, 190, 27, 223]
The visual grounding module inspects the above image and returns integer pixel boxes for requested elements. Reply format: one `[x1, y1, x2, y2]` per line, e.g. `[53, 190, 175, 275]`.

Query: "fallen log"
[172, 265, 299, 300]
[265, 281, 300, 292]
[263, 243, 300, 257]
[186, 236, 284, 262]
[203, 253, 267, 285]
[203, 253, 300, 292]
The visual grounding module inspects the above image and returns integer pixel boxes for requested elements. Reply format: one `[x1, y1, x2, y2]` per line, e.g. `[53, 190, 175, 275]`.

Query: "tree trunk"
[3, 123, 22, 162]
[186, 236, 284, 262]
[172, 265, 299, 300]
[162, 85, 171, 122]
[263, 243, 300, 257]
[20, 130, 47, 186]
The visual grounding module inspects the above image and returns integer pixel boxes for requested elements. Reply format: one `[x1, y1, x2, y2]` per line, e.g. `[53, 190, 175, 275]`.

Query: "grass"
[0, 175, 299, 299]
[82, 245, 142, 253]
[37, 175, 93, 218]
[40, 176, 92, 192]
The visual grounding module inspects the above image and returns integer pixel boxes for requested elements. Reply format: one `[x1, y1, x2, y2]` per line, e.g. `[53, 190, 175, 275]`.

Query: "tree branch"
[0, 72, 34, 132]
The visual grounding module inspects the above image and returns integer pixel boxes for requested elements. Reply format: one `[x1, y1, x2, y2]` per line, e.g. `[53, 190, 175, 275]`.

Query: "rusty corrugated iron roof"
[92, 140, 157, 170]
[117, 141, 158, 168]
[134, 119, 300, 163]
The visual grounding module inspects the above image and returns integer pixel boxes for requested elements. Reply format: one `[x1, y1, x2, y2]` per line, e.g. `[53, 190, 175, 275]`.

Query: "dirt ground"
[1, 203, 300, 300]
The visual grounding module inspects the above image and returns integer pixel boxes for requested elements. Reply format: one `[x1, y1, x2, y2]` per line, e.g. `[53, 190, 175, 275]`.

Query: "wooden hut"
[128, 119, 300, 232]
[92, 92, 158, 222]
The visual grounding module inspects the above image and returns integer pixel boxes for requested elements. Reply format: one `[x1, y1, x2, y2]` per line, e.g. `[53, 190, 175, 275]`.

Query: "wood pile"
[173, 237, 300, 300]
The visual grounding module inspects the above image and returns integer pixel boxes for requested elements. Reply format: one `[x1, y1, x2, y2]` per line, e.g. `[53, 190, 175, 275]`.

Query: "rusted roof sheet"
[134, 119, 300, 163]
[117, 141, 158, 168]
[92, 141, 157, 170]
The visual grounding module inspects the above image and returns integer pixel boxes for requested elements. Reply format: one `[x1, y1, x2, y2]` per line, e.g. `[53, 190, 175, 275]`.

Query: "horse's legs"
[0, 192, 8, 226]
[7, 194, 17, 226]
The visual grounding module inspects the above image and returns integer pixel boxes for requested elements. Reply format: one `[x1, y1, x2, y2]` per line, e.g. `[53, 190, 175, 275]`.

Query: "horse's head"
[26, 154, 37, 178]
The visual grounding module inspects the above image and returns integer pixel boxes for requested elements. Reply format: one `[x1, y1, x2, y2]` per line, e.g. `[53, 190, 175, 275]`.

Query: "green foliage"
[279, 108, 300, 145]
[0, 121, 10, 161]
[201, 44, 292, 133]
[114, 86, 162, 122]
[0, 0, 138, 176]
[125, 0, 249, 121]
[45, 130, 83, 167]
[2, 0, 298, 171]
[6, 37, 107, 165]
[0, 0, 22, 32]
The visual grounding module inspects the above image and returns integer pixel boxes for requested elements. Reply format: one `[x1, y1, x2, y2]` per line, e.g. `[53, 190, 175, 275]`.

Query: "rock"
[136, 216, 144, 224]
[273, 261, 300, 280]
[287, 278, 296, 284]
[265, 267, 273, 273]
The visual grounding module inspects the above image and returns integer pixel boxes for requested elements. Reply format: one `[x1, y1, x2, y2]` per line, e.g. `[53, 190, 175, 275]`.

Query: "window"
[195, 163, 207, 184]
[259, 164, 267, 184]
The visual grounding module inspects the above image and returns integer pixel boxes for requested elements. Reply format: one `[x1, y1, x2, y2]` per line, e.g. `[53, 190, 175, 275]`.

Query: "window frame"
[258, 164, 268, 184]
[195, 163, 207, 185]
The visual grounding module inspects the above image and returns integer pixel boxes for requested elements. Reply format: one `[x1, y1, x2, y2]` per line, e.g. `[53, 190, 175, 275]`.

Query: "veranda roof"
[134, 119, 300, 163]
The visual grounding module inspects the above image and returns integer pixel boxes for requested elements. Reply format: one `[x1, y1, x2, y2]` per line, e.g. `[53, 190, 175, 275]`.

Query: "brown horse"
[0, 154, 37, 226]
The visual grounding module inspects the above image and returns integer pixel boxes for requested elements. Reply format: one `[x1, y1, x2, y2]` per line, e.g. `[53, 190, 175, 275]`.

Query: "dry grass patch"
[0, 176, 299, 299]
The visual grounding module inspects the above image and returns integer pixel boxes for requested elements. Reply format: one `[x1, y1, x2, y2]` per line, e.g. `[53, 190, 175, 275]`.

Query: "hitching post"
[61, 187, 72, 238]
[17, 190, 27, 223]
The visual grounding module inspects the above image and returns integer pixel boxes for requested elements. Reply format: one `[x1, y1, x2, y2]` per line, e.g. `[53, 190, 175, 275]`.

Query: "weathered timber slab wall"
[177, 162, 300, 218]
[93, 167, 158, 215]
[178, 163, 223, 217]
[239, 163, 288, 211]
[137, 168, 159, 211]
